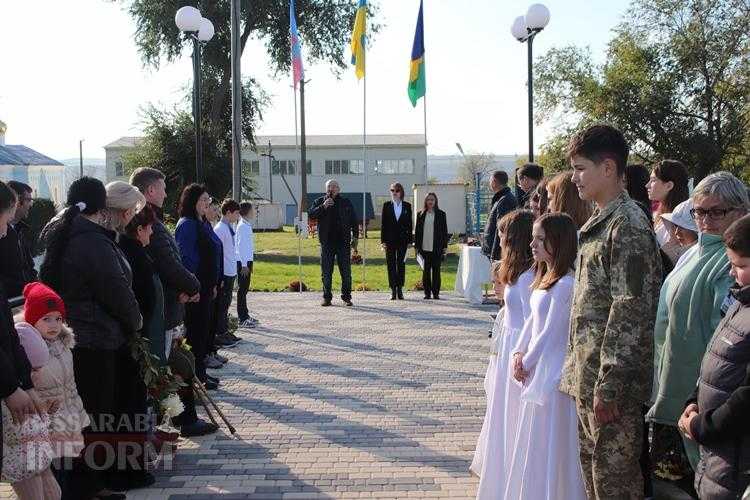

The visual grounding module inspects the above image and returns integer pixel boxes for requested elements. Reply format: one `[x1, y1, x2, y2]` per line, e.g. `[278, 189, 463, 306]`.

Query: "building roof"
[253, 134, 426, 148]
[104, 136, 144, 149]
[0, 145, 63, 166]
[103, 134, 425, 151]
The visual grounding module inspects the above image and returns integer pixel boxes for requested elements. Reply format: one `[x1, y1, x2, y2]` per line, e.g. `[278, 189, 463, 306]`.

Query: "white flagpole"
[293, 85, 303, 294]
[361, 59, 367, 294]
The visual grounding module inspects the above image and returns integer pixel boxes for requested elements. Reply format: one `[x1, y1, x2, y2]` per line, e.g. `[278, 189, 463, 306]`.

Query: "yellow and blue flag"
[408, 0, 425, 106]
[350, 0, 367, 79]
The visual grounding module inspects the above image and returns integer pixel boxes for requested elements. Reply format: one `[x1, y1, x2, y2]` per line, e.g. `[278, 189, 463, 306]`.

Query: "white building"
[104, 136, 143, 182]
[0, 121, 67, 206]
[105, 134, 428, 225]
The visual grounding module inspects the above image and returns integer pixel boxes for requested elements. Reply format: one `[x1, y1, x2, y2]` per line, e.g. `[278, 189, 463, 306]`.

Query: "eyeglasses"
[690, 207, 737, 220]
[390, 189, 400, 193]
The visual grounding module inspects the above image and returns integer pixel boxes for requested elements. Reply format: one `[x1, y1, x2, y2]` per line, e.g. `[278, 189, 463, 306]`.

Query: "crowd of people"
[0, 168, 258, 499]
[0, 122, 748, 500]
[472, 125, 750, 500]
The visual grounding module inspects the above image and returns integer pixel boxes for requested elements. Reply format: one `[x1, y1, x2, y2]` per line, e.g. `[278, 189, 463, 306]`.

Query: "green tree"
[534, 0, 750, 181]
[115, 0, 378, 211]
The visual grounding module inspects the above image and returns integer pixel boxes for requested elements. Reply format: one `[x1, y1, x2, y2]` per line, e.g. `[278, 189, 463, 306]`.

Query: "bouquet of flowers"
[130, 336, 186, 419]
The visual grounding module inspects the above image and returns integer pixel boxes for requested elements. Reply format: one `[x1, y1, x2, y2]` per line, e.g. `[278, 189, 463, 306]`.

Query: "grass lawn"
[251, 226, 461, 292]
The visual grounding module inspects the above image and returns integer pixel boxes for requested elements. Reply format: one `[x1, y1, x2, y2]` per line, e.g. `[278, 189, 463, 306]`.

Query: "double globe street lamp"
[175, 6, 215, 182]
[511, 4, 550, 163]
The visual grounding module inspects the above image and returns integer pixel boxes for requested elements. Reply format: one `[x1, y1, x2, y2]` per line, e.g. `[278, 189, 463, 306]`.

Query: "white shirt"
[213, 220, 238, 277]
[393, 199, 403, 220]
[235, 217, 255, 267]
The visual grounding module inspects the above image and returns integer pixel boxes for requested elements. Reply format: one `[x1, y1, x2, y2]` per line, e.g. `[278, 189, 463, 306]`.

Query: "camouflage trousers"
[576, 399, 644, 499]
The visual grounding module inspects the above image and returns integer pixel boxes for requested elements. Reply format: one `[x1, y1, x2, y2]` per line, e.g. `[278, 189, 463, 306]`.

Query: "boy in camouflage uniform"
[559, 125, 662, 499]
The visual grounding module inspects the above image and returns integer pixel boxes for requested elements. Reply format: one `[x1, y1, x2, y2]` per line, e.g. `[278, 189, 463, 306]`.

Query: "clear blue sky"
[0, 0, 630, 160]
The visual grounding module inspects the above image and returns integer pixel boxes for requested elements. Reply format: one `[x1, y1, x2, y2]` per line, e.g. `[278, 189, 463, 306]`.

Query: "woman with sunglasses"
[648, 171, 749, 470]
[381, 183, 413, 300]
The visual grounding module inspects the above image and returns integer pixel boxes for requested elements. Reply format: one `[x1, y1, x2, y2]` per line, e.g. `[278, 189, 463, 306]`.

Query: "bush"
[27, 198, 57, 256]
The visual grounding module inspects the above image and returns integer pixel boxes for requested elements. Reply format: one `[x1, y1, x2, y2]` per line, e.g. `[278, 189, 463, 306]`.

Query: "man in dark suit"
[0, 181, 37, 297]
[381, 182, 413, 300]
[482, 171, 518, 262]
[309, 179, 359, 306]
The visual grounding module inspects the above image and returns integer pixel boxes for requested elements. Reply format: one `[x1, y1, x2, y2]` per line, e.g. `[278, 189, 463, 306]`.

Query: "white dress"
[503, 275, 586, 500]
[472, 269, 534, 497]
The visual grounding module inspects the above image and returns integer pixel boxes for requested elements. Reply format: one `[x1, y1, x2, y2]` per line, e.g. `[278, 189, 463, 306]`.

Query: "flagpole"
[361, 63, 367, 294]
[293, 84, 303, 294]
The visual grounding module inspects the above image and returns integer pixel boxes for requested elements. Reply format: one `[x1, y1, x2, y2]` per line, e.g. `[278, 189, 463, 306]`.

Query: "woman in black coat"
[414, 192, 448, 300]
[380, 182, 413, 300]
[40, 177, 141, 500]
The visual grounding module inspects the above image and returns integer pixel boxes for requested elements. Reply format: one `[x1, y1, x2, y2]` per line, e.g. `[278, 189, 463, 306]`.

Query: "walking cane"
[193, 379, 238, 437]
[192, 380, 221, 429]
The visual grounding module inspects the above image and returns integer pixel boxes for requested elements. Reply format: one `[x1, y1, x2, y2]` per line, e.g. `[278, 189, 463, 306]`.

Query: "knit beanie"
[23, 281, 66, 327]
[66, 176, 106, 214]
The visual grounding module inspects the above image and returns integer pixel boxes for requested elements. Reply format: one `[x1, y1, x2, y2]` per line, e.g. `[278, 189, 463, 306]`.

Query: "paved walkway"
[0, 292, 694, 499]
[3, 292, 493, 499]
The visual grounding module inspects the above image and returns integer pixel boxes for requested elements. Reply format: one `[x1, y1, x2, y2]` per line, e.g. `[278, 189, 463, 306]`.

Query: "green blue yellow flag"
[350, 0, 367, 79]
[408, 0, 426, 107]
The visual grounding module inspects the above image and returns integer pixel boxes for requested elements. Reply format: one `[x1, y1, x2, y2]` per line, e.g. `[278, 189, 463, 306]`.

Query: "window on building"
[305, 160, 312, 175]
[114, 160, 125, 177]
[242, 159, 260, 174]
[374, 159, 415, 175]
[324, 160, 351, 175]
[350, 159, 365, 174]
[399, 159, 415, 174]
[272, 160, 299, 175]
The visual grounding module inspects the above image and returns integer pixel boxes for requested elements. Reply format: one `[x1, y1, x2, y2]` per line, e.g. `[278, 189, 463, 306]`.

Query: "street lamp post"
[511, 4, 550, 163]
[176, 6, 214, 183]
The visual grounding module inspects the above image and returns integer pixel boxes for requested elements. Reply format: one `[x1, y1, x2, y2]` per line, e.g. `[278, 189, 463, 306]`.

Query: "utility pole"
[261, 141, 275, 202]
[79, 140, 84, 179]
[230, 0, 242, 200]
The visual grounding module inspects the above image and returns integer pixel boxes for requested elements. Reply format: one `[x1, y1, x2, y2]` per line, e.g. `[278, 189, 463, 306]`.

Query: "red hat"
[22, 282, 66, 327]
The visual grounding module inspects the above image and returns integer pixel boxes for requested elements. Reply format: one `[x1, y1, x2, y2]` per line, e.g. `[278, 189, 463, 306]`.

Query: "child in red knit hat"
[14, 282, 90, 498]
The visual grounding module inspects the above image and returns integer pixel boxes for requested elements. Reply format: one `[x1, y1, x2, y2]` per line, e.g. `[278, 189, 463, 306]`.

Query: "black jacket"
[309, 195, 359, 247]
[0, 282, 33, 476]
[482, 187, 517, 260]
[146, 204, 200, 330]
[119, 235, 157, 326]
[15, 220, 38, 283]
[414, 208, 448, 255]
[380, 201, 413, 247]
[685, 283, 750, 498]
[0, 224, 34, 297]
[54, 215, 142, 350]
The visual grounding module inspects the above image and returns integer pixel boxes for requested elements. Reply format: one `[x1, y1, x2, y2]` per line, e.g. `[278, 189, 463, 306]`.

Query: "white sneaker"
[239, 319, 256, 328]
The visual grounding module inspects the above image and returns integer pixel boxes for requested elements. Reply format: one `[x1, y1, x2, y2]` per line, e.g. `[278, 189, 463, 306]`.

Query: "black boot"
[397, 287, 404, 300]
[390, 288, 397, 300]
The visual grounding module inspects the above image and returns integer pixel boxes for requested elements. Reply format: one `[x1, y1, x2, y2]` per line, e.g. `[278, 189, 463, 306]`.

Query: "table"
[454, 244, 492, 305]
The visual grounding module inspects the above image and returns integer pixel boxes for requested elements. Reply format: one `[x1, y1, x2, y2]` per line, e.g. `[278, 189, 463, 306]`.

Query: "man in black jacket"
[481, 171, 517, 261]
[130, 167, 216, 437]
[0, 181, 37, 297]
[309, 179, 359, 307]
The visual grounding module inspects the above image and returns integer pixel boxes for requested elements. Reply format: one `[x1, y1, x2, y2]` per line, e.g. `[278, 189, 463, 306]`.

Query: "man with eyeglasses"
[0, 181, 37, 296]
[649, 170, 750, 470]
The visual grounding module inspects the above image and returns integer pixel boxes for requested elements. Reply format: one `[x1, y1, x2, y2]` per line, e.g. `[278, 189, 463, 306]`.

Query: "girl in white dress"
[506, 213, 586, 500]
[473, 210, 535, 498]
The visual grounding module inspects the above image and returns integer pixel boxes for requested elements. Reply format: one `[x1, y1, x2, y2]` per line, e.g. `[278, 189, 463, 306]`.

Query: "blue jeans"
[321, 242, 352, 301]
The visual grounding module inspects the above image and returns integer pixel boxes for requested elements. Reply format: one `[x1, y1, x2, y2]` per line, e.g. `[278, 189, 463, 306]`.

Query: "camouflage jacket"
[559, 191, 662, 405]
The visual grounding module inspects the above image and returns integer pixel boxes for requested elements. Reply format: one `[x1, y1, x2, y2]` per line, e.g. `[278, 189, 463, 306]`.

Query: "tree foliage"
[457, 153, 496, 191]
[534, 0, 750, 181]
[114, 0, 378, 212]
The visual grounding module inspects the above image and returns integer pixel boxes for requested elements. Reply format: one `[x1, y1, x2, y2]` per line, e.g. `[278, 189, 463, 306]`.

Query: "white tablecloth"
[454, 245, 492, 305]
